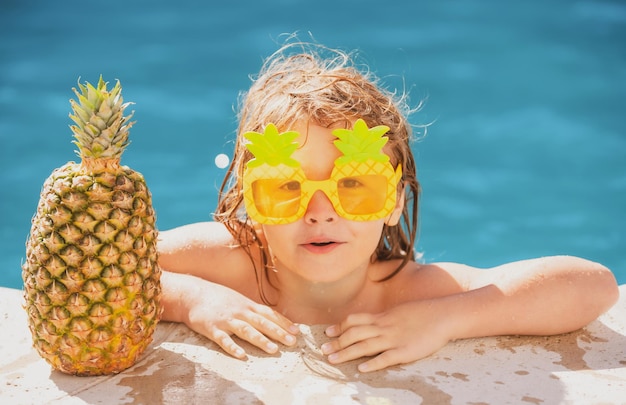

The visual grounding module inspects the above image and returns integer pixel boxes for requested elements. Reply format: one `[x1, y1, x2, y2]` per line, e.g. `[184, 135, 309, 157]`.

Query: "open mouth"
[310, 241, 334, 247]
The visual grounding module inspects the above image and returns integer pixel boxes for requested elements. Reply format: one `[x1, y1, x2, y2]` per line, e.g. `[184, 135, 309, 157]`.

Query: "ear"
[385, 185, 405, 226]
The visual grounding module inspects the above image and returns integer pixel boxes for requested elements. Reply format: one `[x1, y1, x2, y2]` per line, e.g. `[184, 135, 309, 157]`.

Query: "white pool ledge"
[1, 285, 624, 404]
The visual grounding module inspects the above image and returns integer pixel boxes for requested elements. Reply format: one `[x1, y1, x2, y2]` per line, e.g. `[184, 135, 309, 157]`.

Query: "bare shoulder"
[158, 222, 257, 288]
[383, 260, 477, 302]
[386, 255, 617, 304]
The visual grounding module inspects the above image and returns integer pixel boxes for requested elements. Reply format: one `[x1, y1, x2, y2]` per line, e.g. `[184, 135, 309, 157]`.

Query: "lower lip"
[301, 243, 341, 254]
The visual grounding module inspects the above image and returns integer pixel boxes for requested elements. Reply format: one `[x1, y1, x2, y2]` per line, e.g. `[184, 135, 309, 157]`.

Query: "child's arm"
[157, 222, 299, 358]
[157, 222, 248, 285]
[323, 256, 619, 372]
[160, 271, 299, 358]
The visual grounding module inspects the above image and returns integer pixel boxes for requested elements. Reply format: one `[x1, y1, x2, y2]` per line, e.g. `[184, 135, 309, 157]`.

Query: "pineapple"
[22, 77, 162, 376]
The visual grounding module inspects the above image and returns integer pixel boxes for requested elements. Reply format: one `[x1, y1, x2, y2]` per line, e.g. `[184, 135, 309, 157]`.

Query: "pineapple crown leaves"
[244, 123, 300, 168]
[69, 76, 135, 160]
[332, 119, 391, 166]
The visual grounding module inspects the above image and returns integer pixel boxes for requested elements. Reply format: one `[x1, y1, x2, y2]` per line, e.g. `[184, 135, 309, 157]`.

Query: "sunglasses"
[242, 119, 403, 225]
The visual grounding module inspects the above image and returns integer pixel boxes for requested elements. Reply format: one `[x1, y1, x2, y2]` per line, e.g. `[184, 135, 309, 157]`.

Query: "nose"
[304, 191, 338, 224]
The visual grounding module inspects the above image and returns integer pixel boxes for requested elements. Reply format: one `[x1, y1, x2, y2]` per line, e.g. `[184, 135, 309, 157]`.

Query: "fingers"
[358, 350, 405, 373]
[251, 304, 300, 345]
[207, 328, 247, 359]
[322, 313, 387, 365]
[195, 304, 299, 359]
[321, 312, 413, 373]
[322, 329, 385, 364]
[227, 319, 282, 354]
[325, 313, 376, 337]
[323, 312, 381, 355]
[323, 323, 380, 353]
[322, 326, 410, 373]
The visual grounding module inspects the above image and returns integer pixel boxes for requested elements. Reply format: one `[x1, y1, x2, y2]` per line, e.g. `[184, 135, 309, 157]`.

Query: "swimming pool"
[1, 0, 624, 289]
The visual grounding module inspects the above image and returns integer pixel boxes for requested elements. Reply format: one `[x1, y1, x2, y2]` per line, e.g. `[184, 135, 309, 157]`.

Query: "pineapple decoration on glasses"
[22, 77, 162, 376]
[242, 118, 402, 225]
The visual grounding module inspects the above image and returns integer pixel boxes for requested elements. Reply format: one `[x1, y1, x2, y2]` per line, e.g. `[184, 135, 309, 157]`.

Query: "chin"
[295, 268, 346, 284]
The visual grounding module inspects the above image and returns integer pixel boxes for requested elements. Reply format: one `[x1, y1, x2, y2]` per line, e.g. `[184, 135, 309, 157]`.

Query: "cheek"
[350, 221, 386, 250]
[261, 224, 296, 251]
[328, 221, 387, 271]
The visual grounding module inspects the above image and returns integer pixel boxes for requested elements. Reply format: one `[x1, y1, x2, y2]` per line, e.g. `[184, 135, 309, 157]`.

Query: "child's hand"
[183, 280, 300, 359]
[321, 300, 453, 372]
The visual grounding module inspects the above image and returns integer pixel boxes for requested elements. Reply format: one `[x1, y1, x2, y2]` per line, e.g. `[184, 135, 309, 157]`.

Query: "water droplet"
[214, 153, 229, 169]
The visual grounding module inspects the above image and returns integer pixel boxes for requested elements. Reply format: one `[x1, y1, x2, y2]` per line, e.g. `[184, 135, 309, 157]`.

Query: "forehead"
[290, 121, 342, 179]
[289, 119, 398, 167]
[290, 121, 342, 147]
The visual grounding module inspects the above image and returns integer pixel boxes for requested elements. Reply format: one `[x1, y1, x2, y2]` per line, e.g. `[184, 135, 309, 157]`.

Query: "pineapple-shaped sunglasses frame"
[243, 119, 402, 224]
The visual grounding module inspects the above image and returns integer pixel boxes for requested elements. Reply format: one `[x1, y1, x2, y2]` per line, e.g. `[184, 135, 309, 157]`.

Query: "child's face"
[260, 121, 401, 284]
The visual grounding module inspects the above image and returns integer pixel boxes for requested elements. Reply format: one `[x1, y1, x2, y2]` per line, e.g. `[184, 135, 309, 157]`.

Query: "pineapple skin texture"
[23, 159, 162, 376]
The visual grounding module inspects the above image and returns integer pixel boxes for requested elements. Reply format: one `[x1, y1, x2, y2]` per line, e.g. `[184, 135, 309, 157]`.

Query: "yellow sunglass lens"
[337, 175, 388, 215]
[252, 179, 301, 218]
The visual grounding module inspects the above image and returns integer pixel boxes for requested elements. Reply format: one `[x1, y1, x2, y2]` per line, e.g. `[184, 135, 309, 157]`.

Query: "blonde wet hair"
[215, 41, 421, 304]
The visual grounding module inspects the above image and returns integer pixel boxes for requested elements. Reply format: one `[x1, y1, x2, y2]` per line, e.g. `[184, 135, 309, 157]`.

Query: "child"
[158, 41, 619, 373]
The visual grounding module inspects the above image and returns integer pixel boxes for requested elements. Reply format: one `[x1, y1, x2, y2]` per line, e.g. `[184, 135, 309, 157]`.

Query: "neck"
[268, 261, 377, 324]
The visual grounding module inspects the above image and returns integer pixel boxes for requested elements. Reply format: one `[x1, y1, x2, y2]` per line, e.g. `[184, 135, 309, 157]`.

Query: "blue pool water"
[1, 0, 624, 289]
